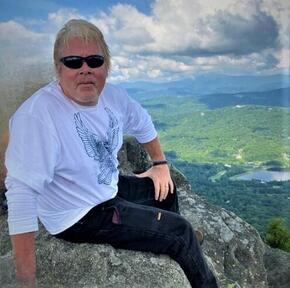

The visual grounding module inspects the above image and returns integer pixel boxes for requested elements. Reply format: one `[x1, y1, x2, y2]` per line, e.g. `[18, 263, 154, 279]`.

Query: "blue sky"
[0, 1, 153, 21]
[0, 0, 289, 82]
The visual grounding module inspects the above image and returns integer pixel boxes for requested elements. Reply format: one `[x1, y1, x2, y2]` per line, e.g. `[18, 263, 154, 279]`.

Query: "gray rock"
[177, 183, 267, 288]
[118, 136, 151, 175]
[0, 138, 289, 287]
[264, 245, 290, 288]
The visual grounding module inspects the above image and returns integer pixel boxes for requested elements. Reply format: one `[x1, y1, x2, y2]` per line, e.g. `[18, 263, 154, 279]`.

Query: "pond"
[235, 169, 290, 182]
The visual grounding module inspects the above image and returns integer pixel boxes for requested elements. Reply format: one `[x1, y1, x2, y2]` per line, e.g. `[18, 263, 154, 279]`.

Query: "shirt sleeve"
[122, 92, 157, 143]
[5, 176, 39, 235]
[5, 113, 60, 235]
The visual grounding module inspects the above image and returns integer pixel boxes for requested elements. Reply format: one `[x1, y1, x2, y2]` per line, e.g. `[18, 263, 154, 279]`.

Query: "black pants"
[55, 175, 218, 288]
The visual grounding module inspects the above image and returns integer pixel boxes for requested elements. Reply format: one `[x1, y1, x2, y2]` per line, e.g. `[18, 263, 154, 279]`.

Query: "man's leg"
[55, 196, 218, 287]
[117, 175, 179, 213]
[118, 175, 204, 244]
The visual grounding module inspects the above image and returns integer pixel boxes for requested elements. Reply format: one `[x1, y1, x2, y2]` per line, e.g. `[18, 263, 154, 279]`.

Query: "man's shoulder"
[12, 81, 60, 118]
[102, 82, 131, 108]
[104, 82, 128, 96]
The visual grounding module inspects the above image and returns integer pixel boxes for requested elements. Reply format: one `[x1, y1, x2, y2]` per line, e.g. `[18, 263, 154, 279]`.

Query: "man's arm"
[5, 177, 39, 287]
[136, 136, 174, 201]
[11, 232, 36, 288]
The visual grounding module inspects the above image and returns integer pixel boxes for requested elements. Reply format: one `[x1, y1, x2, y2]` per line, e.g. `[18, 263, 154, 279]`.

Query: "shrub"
[265, 217, 290, 252]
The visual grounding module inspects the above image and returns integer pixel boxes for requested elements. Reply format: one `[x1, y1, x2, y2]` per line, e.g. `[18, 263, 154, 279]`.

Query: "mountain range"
[199, 87, 290, 109]
[118, 73, 290, 100]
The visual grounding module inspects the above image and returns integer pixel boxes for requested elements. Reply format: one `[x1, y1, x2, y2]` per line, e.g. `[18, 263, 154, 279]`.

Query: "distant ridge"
[118, 74, 290, 99]
[199, 87, 290, 109]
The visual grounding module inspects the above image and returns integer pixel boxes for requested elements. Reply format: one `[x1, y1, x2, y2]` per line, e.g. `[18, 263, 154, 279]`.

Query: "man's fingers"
[155, 183, 165, 202]
[162, 187, 169, 201]
[169, 180, 174, 194]
[164, 184, 169, 199]
[154, 181, 160, 201]
[157, 184, 168, 201]
[153, 179, 174, 201]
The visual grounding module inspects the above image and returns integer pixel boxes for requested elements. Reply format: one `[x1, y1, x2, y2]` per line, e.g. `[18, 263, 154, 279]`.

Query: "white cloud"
[0, 20, 50, 65]
[104, 0, 286, 79]
[109, 4, 154, 46]
[261, 0, 290, 70]
[110, 54, 196, 81]
[0, 0, 288, 83]
[277, 49, 290, 71]
[0, 20, 44, 48]
[46, 8, 82, 32]
[105, 0, 280, 57]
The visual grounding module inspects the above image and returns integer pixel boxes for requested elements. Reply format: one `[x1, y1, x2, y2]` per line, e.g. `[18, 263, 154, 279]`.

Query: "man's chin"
[76, 94, 99, 106]
[78, 87, 98, 97]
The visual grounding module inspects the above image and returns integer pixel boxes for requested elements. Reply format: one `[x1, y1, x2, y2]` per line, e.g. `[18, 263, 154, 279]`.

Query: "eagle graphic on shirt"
[74, 107, 119, 185]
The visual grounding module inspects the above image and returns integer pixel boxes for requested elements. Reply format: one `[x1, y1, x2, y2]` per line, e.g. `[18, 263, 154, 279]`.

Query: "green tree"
[265, 218, 290, 252]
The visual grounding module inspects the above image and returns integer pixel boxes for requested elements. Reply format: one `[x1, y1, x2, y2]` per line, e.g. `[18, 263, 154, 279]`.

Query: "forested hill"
[122, 74, 290, 234]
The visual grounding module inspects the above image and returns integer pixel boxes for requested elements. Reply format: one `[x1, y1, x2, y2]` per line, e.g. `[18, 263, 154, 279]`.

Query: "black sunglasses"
[60, 55, 105, 69]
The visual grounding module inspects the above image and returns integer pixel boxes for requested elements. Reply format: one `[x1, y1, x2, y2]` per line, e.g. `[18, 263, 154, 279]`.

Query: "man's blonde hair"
[54, 19, 111, 73]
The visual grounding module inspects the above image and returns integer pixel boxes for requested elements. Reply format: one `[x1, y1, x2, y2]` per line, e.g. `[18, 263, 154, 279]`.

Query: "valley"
[126, 81, 290, 235]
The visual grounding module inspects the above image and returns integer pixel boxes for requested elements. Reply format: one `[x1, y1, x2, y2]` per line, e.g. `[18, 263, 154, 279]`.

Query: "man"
[5, 19, 218, 287]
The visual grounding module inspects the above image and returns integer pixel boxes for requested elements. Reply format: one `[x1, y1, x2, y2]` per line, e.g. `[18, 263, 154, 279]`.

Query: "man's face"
[58, 37, 108, 106]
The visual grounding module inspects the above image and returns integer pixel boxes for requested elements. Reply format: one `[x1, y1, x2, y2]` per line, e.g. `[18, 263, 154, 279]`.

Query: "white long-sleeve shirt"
[5, 81, 157, 235]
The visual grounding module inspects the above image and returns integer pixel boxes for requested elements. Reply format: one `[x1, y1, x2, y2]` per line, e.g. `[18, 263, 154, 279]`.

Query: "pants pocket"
[113, 200, 164, 231]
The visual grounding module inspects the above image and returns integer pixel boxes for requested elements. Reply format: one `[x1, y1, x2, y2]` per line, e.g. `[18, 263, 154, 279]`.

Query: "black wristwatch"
[152, 160, 168, 166]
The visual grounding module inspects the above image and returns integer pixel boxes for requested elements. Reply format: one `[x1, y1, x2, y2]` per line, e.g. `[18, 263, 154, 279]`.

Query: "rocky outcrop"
[1, 223, 191, 288]
[0, 138, 289, 287]
[264, 245, 290, 288]
[0, 129, 8, 192]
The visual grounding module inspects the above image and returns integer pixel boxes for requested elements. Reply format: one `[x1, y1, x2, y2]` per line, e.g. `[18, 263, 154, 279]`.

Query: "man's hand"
[140, 136, 174, 201]
[135, 164, 174, 201]
[11, 232, 36, 288]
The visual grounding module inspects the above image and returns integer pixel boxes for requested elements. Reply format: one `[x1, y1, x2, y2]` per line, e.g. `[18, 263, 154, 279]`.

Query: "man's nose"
[79, 61, 92, 74]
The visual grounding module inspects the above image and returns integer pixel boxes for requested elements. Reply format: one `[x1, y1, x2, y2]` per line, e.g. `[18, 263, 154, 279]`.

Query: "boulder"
[0, 137, 288, 287]
[0, 222, 190, 288]
[264, 245, 290, 288]
[0, 129, 8, 192]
